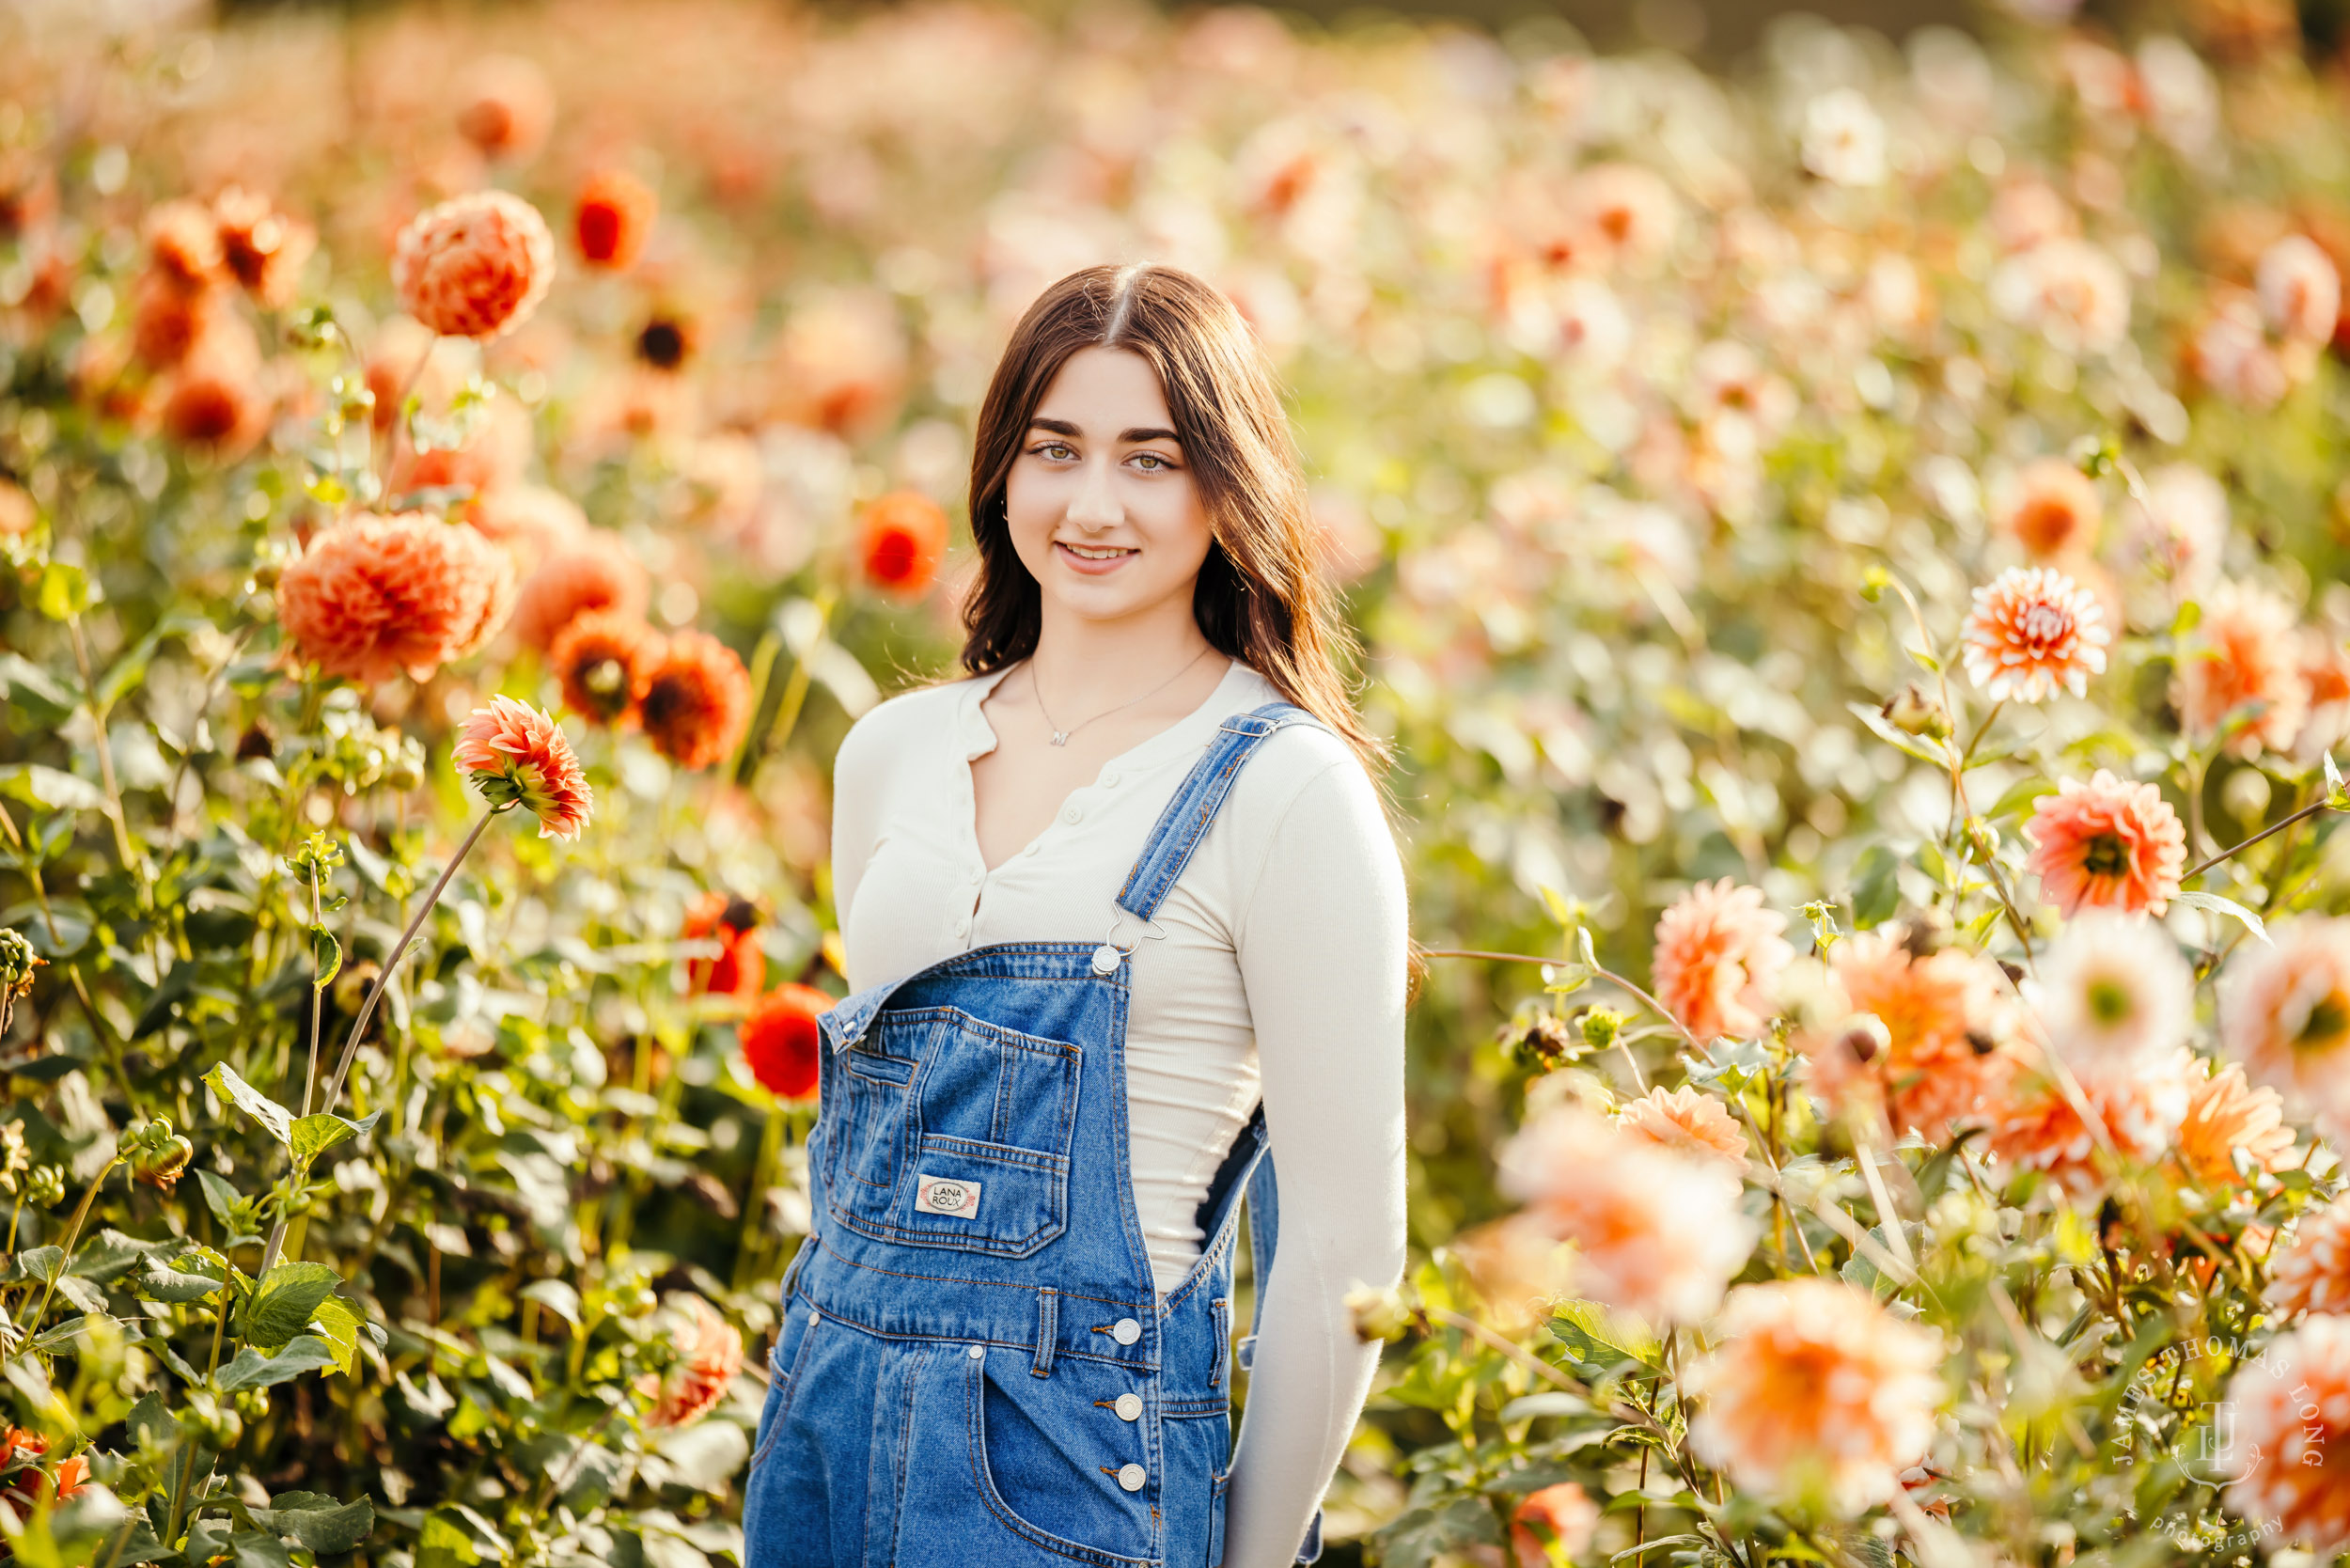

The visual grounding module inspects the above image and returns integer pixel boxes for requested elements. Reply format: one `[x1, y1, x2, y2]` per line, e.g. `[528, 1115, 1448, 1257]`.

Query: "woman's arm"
[827, 712, 890, 933]
[1224, 754, 1410, 1568]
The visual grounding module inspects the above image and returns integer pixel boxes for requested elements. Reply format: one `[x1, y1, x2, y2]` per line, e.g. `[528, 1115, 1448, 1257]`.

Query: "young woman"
[741, 263, 1407, 1568]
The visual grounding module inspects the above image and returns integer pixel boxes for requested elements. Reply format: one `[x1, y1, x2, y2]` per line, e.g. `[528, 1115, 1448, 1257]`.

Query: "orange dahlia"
[1979, 1048, 2196, 1202]
[2224, 1317, 2350, 1552]
[2022, 771, 2186, 917]
[1650, 879, 1792, 1043]
[1960, 566, 2110, 702]
[2219, 917, 2350, 1121]
[574, 168, 657, 271]
[1998, 458, 2103, 559]
[743, 984, 831, 1101]
[455, 696, 593, 841]
[1616, 1084, 1748, 1167]
[643, 1294, 744, 1429]
[2295, 630, 2350, 762]
[1509, 1482, 1599, 1568]
[857, 491, 950, 596]
[455, 55, 556, 162]
[510, 531, 649, 651]
[1684, 1279, 1943, 1514]
[1818, 933, 2013, 1140]
[130, 268, 220, 370]
[2174, 582, 2310, 759]
[277, 513, 516, 684]
[550, 610, 658, 727]
[682, 890, 767, 1000]
[464, 483, 588, 562]
[391, 191, 556, 343]
[144, 197, 226, 287]
[2269, 1200, 2350, 1318]
[1496, 1105, 1754, 1325]
[212, 186, 315, 308]
[641, 630, 754, 773]
[2175, 1058, 2297, 1189]
[158, 352, 272, 461]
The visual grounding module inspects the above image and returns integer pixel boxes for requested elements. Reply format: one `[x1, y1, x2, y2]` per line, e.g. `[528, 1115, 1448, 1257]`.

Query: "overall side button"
[1110, 1317, 1141, 1345]
[1113, 1392, 1143, 1421]
[1116, 1464, 1147, 1492]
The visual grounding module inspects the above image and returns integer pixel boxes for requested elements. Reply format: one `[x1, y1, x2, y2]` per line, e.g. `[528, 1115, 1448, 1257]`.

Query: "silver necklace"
[1030, 645, 1217, 747]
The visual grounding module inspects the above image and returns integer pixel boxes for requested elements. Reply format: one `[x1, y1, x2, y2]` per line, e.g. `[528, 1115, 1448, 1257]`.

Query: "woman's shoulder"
[1219, 671, 1381, 819]
[834, 670, 988, 782]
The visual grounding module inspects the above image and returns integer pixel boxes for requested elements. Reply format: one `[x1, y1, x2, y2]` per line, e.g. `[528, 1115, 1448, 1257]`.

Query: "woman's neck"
[1026, 597, 1218, 713]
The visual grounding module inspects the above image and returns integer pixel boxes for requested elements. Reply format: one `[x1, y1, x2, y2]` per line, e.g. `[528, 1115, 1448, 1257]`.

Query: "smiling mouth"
[1058, 541, 1136, 560]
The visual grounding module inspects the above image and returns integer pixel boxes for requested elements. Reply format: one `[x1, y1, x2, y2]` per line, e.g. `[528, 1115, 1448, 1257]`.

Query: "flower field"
[8, 0, 2350, 1560]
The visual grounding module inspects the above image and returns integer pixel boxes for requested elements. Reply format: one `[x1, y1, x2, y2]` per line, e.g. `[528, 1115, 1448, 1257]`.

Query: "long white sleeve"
[1223, 760, 1409, 1568]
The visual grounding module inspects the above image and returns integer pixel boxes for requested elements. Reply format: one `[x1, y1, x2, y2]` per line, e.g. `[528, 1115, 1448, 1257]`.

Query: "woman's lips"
[1055, 540, 1137, 575]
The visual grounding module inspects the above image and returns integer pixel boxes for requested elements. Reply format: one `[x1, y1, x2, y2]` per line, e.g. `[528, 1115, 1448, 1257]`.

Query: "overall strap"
[1113, 701, 1319, 925]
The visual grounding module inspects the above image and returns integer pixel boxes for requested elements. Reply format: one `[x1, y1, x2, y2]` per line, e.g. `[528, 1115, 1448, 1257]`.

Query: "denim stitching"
[963, 1352, 1160, 1567]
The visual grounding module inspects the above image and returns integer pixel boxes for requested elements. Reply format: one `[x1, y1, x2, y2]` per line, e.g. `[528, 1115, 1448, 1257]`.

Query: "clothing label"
[914, 1174, 982, 1218]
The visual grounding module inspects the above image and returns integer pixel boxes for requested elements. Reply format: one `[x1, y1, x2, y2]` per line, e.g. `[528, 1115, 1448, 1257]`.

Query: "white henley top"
[828, 657, 1408, 1568]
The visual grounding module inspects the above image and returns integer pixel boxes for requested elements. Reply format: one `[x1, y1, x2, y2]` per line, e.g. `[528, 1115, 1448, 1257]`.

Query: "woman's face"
[1003, 346, 1215, 630]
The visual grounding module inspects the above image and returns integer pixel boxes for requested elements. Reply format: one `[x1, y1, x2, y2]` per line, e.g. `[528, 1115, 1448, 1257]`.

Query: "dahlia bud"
[0, 929, 42, 1032]
[178, 1392, 241, 1450]
[133, 1134, 194, 1194]
[1835, 1013, 1891, 1066]
[1881, 682, 1950, 741]
[22, 1166, 63, 1209]
[1505, 1013, 1580, 1073]
[1345, 1283, 1415, 1344]
[1579, 1005, 1630, 1056]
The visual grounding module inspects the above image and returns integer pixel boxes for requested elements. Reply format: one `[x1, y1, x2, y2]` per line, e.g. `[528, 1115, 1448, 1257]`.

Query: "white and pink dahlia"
[2219, 917, 2350, 1122]
[2027, 911, 2192, 1069]
[1961, 566, 2109, 703]
[2224, 1316, 2350, 1552]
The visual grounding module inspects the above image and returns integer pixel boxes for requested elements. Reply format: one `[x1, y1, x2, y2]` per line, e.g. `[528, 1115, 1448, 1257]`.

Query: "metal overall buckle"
[1089, 907, 1168, 975]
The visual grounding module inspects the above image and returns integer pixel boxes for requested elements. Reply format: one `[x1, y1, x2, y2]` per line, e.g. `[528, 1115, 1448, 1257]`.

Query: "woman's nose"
[1066, 458, 1123, 529]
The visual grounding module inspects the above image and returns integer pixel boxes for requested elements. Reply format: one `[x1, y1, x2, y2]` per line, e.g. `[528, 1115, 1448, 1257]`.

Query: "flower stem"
[258, 805, 499, 1273]
[24, 1156, 123, 1346]
[2182, 793, 2342, 883]
[731, 1103, 787, 1291]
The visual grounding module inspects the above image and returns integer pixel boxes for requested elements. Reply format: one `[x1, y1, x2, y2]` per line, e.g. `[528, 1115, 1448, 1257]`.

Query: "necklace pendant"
[1050, 731, 1070, 747]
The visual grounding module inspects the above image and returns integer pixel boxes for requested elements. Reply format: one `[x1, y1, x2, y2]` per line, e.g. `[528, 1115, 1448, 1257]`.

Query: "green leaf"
[308, 924, 342, 991]
[2173, 889, 2271, 946]
[214, 1334, 339, 1392]
[16, 1246, 63, 1284]
[2327, 751, 2348, 810]
[289, 1113, 366, 1174]
[0, 655, 77, 727]
[308, 1297, 362, 1376]
[242, 1262, 340, 1350]
[1547, 1297, 1662, 1371]
[203, 1062, 291, 1146]
[1537, 885, 1576, 927]
[1985, 776, 2057, 822]
[255, 1494, 374, 1556]
[0, 764, 103, 814]
[1848, 700, 1950, 766]
[29, 1314, 94, 1349]
[520, 1279, 581, 1328]
[196, 1169, 243, 1232]
[2171, 599, 2201, 640]
[134, 1263, 226, 1305]
[227, 1531, 292, 1568]
[1850, 844, 1901, 929]
[35, 561, 92, 621]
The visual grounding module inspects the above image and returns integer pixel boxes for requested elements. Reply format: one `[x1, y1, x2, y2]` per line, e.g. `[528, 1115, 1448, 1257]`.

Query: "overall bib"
[741, 704, 1325, 1568]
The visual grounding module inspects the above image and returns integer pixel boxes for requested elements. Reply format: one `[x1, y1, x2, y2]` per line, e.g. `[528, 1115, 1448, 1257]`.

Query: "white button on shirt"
[829, 658, 1408, 1568]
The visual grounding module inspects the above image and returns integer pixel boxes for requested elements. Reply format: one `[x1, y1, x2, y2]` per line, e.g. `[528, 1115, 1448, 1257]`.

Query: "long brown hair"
[961, 263, 1384, 774]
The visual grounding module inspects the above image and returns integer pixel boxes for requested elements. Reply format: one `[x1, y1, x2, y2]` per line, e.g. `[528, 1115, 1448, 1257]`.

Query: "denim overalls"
[741, 703, 1325, 1568]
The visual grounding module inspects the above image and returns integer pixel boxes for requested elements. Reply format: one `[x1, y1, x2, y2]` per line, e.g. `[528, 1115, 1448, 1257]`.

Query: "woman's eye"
[1033, 442, 1074, 461]
[1133, 452, 1172, 471]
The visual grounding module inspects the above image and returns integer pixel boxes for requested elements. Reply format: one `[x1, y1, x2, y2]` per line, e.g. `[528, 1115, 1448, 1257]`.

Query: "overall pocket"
[827, 1006, 1081, 1259]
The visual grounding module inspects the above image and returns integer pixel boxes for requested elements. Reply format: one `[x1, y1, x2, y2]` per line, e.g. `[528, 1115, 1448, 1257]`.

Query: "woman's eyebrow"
[1026, 417, 1182, 445]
